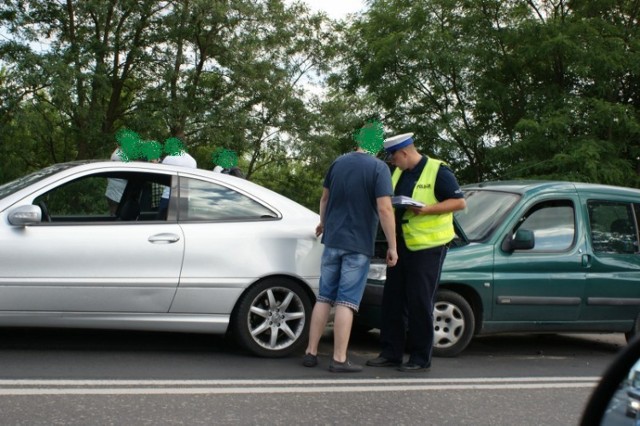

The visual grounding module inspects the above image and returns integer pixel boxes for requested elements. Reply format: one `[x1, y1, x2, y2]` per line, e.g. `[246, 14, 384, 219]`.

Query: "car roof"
[68, 160, 299, 202]
[55, 159, 233, 182]
[2, 160, 317, 217]
[462, 180, 640, 198]
[40, 160, 250, 188]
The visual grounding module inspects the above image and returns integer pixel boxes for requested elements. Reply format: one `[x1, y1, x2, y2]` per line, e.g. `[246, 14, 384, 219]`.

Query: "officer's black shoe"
[366, 356, 402, 367]
[397, 362, 430, 372]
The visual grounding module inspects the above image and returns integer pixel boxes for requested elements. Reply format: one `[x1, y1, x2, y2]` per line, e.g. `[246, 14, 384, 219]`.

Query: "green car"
[358, 181, 640, 357]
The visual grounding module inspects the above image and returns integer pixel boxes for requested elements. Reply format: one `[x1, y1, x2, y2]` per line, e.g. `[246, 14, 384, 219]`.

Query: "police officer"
[367, 133, 466, 372]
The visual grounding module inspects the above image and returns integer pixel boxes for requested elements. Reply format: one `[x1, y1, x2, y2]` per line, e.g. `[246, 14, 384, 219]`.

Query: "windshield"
[454, 189, 520, 241]
[0, 163, 78, 199]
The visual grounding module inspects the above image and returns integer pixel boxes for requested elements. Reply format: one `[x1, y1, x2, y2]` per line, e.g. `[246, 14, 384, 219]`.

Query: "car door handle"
[148, 233, 181, 244]
[582, 254, 591, 268]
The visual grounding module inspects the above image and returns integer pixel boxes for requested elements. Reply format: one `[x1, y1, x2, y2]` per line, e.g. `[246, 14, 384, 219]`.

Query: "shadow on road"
[347, 327, 626, 357]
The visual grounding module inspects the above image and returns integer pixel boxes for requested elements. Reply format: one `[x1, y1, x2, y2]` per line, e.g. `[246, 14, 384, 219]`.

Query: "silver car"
[0, 161, 322, 357]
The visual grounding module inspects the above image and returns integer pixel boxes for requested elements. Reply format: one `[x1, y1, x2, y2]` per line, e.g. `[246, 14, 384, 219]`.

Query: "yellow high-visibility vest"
[391, 158, 455, 250]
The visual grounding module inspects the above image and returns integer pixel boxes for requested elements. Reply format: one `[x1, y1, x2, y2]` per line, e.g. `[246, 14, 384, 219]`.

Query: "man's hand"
[315, 223, 324, 237]
[386, 247, 398, 267]
[408, 205, 428, 215]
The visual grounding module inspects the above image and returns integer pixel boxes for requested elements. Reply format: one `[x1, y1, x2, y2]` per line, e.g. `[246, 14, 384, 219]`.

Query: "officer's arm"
[410, 197, 466, 215]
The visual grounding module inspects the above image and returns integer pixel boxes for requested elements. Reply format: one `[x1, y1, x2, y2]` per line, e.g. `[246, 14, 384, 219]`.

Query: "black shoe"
[303, 353, 318, 367]
[397, 362, 430, 372]
[366, 356, 402, 367]
[329, 359, 363, 373]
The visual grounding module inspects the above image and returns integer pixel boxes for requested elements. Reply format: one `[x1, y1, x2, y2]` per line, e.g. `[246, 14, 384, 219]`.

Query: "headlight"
[367, 262, 387, 282]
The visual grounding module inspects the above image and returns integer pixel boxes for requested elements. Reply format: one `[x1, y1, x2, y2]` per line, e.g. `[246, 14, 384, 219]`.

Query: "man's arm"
[409, 197, 466, 215]
[315, 187, 330, 237]
[376, 196, 398, 267]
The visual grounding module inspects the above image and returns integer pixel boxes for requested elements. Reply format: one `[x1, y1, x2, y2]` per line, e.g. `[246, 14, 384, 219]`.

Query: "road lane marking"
[0, 377, 599, 386]
[0, 377, 599, 395]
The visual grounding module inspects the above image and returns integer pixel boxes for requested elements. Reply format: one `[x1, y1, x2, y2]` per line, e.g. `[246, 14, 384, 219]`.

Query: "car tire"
[232, 277, 312, 358]
[432, 290, 475, 358]
[625, 313, 640, 343]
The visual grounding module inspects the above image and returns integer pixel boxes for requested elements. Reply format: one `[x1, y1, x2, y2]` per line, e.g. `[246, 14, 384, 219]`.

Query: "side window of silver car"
[178, 177, 278, 221]
[33, 175, 111, 222]
[32, 172, 170, 223]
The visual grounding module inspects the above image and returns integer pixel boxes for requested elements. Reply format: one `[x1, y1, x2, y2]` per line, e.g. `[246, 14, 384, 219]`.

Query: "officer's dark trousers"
[379, 239, 447, 367]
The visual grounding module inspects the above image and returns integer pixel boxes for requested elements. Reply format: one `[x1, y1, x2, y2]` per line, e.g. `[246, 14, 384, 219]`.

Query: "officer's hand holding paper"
[392, 195, 425, 208]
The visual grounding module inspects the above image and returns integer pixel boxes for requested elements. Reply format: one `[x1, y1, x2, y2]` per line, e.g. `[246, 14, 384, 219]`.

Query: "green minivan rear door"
[581, 198, 640, 326]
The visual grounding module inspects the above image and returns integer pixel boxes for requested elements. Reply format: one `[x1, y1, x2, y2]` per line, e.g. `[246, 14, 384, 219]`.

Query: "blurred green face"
[353, 120, 384, 154]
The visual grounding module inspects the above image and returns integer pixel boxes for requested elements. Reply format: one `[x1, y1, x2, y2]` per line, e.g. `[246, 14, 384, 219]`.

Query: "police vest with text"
[391, 158, 455, 250]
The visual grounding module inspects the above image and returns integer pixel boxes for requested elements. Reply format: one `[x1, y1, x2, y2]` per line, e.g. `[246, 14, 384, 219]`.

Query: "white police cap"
[383, 133, 414, 153]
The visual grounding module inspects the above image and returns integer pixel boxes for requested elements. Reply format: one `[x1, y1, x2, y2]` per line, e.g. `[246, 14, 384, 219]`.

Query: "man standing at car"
[303, 125, 398, 373]
[367, 133, 466, 372]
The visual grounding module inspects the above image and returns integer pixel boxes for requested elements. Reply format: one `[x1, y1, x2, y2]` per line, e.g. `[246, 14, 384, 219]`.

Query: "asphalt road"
[0, 327, 628, 425]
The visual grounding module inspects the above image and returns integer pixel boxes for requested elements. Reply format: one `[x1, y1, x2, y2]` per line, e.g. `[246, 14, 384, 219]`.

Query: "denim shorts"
[317, 247, 371, 312]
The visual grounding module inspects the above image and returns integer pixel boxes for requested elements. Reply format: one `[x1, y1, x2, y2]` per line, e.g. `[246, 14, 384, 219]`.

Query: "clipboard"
[392, 195, 425, 208]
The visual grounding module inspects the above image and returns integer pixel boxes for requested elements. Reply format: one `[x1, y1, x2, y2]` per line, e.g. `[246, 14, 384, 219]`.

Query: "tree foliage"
[337, 0, 640, 187]
[0, 0, 340, 206]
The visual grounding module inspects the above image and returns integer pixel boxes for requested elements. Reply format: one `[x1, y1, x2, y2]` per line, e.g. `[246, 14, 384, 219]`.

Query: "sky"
[293, 0, 367, 19]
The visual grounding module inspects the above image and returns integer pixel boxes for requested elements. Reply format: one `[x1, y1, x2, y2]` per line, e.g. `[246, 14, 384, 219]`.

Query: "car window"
[34, 175, 110, 220]
[588, 201, 638, 254]
[178, 177, 277, 221]
[455, 190, 520, 241]
[33, 172, 171, 223]
[515, 200, 575, 251]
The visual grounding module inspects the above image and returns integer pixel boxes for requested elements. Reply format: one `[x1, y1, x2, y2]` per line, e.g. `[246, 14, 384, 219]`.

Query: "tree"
[0, 0, 170, 170]
[494, 0, 640, 186]
[337, 0, 503, 183]
[0, 0, 345, 204]
[334, 0, 640, 187]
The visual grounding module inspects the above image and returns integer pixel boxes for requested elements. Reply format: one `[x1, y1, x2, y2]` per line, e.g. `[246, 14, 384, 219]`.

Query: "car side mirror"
[581, 335, 640, 425]
[502, 229, 535, 252]
[7, 205, 42, 226]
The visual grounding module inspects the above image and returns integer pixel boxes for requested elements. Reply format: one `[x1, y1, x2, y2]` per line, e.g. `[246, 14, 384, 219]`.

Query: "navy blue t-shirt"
[322, 152, 393, 256]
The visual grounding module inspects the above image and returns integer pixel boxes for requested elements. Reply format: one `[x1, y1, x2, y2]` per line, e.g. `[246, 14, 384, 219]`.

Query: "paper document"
[392, 195, 425, 208]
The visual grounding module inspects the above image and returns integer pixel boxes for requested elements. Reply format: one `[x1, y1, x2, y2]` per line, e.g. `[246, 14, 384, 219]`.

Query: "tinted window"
[588, 201, 638, 254]
[516, 200, 575, 251]
[179, 177, 277, 221]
